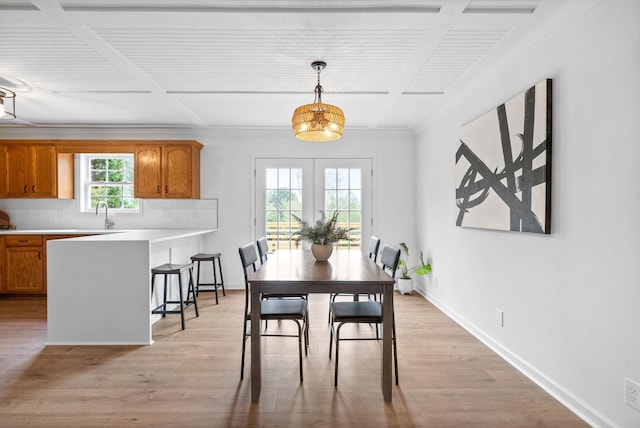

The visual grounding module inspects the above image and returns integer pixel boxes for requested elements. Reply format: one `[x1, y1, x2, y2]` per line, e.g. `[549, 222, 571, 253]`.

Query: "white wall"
[414, 0, 640, 426]
[0, 127, 417, 289]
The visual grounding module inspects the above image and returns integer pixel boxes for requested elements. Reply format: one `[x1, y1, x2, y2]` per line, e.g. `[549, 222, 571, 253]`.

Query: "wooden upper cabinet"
[4, 145, 31, 197]
[134, 145, 163, 198]
[0, 146, 6, 198]
[2, 144, 72, 199]
[31, 145, 57, 197]
[134, 143, 200, 199]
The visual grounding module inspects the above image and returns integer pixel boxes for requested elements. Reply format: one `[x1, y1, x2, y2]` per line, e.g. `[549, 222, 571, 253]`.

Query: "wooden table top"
[248, 249, 395, 286]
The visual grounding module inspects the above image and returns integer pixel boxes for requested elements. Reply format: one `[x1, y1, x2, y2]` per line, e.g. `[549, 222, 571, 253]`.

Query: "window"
[265, 167, 303, 250]
[79, 154, 139, 213]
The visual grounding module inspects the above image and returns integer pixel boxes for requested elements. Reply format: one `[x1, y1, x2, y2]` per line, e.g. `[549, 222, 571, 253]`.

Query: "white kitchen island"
[46, 229, 215, 345]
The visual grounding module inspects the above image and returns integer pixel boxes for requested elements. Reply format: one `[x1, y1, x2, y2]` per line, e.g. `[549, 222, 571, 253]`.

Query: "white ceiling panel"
[0, 0, 589, 130]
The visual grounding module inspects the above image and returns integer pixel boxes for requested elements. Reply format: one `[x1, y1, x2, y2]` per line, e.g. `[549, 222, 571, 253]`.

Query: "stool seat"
[152, 263, 193, 274]
[190, 252, 225, 304]
[151, 262, 198, 331]
[191, 253, 221, 261]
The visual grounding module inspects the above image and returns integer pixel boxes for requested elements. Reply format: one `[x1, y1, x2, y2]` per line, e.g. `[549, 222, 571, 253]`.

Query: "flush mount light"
[292, 61, 345, 142]
[0, 87, 16, 120]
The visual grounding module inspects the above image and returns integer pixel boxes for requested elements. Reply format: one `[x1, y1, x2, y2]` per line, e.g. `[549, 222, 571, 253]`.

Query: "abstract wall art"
[455, 79, 552, 234]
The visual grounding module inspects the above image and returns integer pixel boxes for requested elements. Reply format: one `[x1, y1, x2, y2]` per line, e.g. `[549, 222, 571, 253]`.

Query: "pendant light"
[0, 87, 16, 120]
[292, 61, 345, 142]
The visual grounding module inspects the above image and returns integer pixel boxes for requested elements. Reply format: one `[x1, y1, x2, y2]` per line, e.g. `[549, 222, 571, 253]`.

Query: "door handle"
[38, 251, 41, 260]
[32, 185, 35, 193]
[157, 185, 161, 194]
[24, 184, 27, 193]
[165, 185, 168, 194]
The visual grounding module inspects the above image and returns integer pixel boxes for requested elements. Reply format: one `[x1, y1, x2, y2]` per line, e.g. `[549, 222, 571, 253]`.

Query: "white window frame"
[78, 154, 140, 214]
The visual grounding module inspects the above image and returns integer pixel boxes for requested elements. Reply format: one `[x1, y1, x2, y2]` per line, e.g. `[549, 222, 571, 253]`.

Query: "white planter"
[311, 244, 333, 262]
[397, 278, 413, 294]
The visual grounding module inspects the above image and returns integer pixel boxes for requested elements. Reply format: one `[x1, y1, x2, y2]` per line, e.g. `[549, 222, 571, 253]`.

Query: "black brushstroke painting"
[456, 79, 552, 234]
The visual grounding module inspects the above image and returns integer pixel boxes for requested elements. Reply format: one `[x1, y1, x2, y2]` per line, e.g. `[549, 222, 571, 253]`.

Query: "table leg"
[251, 284, 262, 403]
[382, 284, 393, 402]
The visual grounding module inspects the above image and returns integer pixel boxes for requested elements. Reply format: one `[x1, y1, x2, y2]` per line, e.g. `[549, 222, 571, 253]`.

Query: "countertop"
[0, 229, 216, 243]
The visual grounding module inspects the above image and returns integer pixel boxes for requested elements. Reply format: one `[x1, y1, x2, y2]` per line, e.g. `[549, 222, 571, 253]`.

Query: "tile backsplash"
[0, 198, 218, 230]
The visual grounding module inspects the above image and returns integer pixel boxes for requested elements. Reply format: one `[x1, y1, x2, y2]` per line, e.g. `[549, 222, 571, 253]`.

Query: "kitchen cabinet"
[2, 235, 44, 294]
[0, 146, 5, 198]
[0, 234, 94, 295]
[134, 143, 201, 199]
[2, 144, 73, 199]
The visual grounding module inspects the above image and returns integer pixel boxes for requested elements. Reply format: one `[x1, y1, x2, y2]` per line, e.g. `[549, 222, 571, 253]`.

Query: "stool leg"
[195, 260, 201, 296]
[188, 267, 199, 317]
[162, 274, 168, 318]
[217, 256, 226, 296]
[212, 259, 219, 304]
[177, 273, 185, 330]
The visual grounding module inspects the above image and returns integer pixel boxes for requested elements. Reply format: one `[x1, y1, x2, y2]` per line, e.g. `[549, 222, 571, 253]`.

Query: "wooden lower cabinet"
[2, 235, 44, 294]
[0, 234, 92, 296]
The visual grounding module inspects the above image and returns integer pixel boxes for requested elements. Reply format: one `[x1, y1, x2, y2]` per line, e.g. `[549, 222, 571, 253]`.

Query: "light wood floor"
[0, 291, 587, 427]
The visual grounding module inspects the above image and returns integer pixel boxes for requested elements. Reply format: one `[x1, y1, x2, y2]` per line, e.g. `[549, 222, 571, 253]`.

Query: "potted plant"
[397, 242, 432, 294]
[293, 210, 352, 261]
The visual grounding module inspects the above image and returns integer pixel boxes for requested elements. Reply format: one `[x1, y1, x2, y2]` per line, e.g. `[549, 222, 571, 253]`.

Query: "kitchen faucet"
[96, 201, 114, 229]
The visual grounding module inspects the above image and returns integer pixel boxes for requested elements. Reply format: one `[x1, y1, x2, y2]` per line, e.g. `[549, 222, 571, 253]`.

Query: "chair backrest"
[380, 244, 401, 279]
[239, 243, 259, 313]
[256, 236, 269, 264]
[368, 236, 381, 262]
[239, 243, 258, 285]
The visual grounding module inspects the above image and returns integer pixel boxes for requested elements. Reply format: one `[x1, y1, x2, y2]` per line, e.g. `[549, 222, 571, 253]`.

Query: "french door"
[255, 158, 372, 252]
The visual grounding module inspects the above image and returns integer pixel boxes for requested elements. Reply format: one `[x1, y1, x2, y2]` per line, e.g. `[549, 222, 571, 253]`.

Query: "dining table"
[247, 249, 397, 403]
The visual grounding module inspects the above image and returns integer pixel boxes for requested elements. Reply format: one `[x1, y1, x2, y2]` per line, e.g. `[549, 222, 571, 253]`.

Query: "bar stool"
[190, 253, 226, 304]
[151, 262, 199, 330]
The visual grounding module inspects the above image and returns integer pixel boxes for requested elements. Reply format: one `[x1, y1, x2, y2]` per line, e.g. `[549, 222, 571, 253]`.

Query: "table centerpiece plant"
[293, 210, 352, 261]
[397, 242, 432, 294]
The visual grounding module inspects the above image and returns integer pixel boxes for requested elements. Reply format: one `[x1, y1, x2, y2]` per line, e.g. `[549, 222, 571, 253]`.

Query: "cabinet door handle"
[24, 185, 27, 193]
[18, 239, 28, 243]
[32, 185, 35, 193]
[157, 185, 160, 194]
[165, 185, 168, 194]
[38, 251, 41, 260]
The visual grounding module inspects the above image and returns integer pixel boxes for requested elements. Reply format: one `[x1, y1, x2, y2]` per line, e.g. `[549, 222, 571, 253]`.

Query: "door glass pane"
[265, 167, 302, 250]
[324, 167, 361, 250]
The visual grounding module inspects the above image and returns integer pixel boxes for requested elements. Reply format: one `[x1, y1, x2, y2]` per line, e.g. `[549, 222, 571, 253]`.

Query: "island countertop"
[1, 228, 216, 243]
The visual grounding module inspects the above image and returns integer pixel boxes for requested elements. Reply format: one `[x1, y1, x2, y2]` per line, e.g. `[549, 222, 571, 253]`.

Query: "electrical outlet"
[626, 378, 640, 411]
[496, 309, 504, 328]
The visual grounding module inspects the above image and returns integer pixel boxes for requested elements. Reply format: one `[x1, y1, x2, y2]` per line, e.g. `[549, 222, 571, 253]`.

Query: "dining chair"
[257, 236, 309, 303]
[239, 243, 308, 383]
[327, 236, 381, 323]
[328, 243, 401, 387]
[368, 236, 381, 262]
[257, 236, 269, 265]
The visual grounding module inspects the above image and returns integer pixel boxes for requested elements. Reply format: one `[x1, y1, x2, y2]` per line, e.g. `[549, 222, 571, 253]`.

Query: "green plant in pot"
[397, 242, 432, 294]
[293, 210, 352, 261]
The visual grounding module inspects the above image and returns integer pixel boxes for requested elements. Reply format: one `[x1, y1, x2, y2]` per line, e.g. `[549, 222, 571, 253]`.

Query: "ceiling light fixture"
[292, 61, 345, 142]
[0, 87, 16, 120]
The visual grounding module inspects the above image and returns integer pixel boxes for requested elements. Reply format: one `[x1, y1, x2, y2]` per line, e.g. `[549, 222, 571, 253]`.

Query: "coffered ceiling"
[0, 0, 588, 130]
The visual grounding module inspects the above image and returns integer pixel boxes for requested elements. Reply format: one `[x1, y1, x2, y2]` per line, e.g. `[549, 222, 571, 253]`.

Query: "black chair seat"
[331, 301, 381, 322]
[247, 299, 308, 320]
